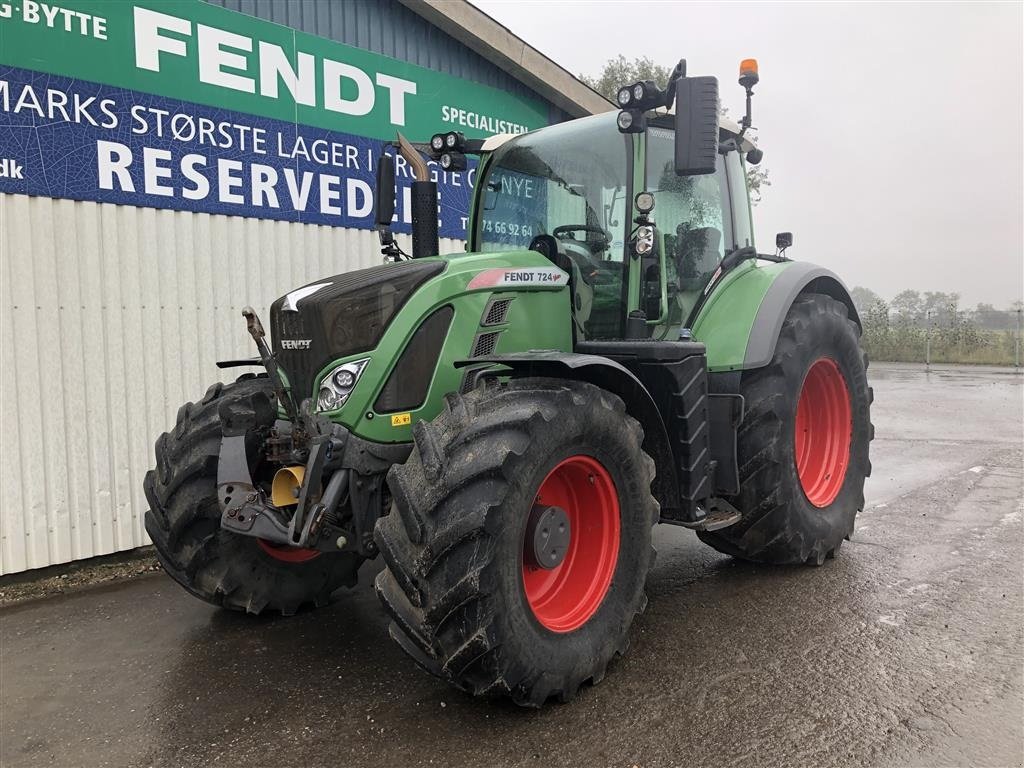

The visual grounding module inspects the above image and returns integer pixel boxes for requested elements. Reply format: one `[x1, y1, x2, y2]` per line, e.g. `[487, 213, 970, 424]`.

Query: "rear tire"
[144, 375, 363, 615]
[697, 293, 873, 564]
[374, 379, 658, 706]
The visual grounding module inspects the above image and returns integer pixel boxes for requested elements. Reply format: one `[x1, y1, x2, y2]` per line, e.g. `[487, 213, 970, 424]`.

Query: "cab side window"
[725, 151, 754, 250]
[645, 128, 731, 294]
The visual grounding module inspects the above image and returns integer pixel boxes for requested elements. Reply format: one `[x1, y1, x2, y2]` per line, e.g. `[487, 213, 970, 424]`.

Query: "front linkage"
[216, 307, 407, 558]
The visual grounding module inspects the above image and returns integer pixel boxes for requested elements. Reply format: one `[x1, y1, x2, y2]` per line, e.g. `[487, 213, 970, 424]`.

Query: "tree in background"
[923, 291, 959, 327]
[890, 290, 923, 322]
[850, 286, 1020, 365]
[582, 55, 672, 104]
[850, 286, 883, 314]
[582, 56, 771, 203]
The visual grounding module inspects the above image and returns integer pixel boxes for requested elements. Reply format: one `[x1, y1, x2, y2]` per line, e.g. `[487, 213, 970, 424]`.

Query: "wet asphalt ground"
[2, 363, 1022, 768]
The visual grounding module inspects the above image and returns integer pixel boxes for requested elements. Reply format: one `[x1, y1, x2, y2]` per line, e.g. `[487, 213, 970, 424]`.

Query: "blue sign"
[0, 66, 478, 238]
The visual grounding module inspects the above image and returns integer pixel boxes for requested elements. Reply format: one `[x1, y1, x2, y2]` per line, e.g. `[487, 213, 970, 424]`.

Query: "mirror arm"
[377, 227, 408, 262]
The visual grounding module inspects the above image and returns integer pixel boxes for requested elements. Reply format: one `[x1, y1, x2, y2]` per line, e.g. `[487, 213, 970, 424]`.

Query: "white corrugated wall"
[0, 193, 464, 574]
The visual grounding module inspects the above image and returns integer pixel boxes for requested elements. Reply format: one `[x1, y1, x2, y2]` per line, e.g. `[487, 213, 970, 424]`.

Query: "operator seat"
[528, 234, 594, 341]
[677, 226, 722, 292]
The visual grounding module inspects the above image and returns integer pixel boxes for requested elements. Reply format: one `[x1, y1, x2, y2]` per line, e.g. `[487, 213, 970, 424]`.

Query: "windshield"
[475, 113, 629, 258]
[474, 114, 631, 339]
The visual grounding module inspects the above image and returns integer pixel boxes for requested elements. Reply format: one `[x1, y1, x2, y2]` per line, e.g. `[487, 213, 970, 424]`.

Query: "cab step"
[670, 499, 743, 532]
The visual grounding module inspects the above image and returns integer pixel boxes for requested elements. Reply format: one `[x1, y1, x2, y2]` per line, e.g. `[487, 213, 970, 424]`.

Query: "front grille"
[482, 297, 512, 326]
[471, 331, 500, 357]
[459, 365, 488, 394]
[374, 306, 454, 414]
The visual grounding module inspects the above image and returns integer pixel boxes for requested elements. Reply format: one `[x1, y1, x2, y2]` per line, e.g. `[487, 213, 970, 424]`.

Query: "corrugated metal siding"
[204, 0, 573, 125]
[0, 193, 463, 574]
[1, 0, 567, 575]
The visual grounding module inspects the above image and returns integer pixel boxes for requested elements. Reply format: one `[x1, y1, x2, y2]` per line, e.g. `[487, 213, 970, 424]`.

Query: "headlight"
[637, 226, 653, 240]
[317, 358, 369, 412]
[616, 111, 634, 131]
[333, 369, 356, 389]
[318, 386, 340, 412]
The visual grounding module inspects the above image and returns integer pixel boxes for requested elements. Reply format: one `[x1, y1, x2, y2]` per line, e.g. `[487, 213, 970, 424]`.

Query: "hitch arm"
[241, 306, 301, 425]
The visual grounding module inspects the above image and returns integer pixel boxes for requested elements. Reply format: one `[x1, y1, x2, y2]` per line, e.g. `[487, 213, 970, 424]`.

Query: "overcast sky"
[473, 1, 1023, 307]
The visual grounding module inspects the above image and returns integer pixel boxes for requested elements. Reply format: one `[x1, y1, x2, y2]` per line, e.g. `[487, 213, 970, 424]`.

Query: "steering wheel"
[552, 224, 612, 273]
[529, 233, 610, 285]
[552, 224, 610, 248]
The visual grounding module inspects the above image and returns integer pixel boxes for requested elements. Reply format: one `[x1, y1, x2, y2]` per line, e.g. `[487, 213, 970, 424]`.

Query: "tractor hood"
[269, 260, 446, 404]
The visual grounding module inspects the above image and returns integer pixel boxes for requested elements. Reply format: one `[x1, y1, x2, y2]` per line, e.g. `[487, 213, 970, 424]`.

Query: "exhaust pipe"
[396, 133, 439, 259]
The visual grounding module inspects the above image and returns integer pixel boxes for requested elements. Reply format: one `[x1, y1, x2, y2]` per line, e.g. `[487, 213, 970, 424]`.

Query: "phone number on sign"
[482, 219, 534, 238]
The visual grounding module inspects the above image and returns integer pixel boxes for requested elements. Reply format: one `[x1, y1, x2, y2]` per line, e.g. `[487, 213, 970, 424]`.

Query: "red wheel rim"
[522, 455, 620, 633]
[794, 357, 852, 508]
[257, 539, 321, 563]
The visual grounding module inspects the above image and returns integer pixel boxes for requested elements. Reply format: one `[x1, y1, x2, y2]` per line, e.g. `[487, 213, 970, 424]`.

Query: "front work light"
[634, 191, 655, 214]
[430, 134, 445, 152]
[444, 131, 465, 150]
[634, 225, 655, 256]
[440, 151, 467, 171]
[616, 87, 632, 106]
[617, 109, 646, 134]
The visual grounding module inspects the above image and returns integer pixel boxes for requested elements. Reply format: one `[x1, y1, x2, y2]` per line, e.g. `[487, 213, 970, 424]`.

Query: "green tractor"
[144, 59, 872, 706]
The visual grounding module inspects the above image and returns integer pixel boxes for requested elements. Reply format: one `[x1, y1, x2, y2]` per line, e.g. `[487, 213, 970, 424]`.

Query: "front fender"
[461, 351, 681, 515]
[692, 261, 860, 372]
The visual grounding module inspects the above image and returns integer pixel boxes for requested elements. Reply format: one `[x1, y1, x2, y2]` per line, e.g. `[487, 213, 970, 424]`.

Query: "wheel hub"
[794, 357, 853, 508]
[525, 504, 571, 569]
[522, 455, 620, 633]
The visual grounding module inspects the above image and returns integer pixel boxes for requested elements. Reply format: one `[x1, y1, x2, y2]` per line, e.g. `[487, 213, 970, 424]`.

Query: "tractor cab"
[471, 110, 761, 342]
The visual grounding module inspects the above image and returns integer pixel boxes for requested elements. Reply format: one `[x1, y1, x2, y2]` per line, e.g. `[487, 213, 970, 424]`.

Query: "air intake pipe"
[396, 133, 439, 259]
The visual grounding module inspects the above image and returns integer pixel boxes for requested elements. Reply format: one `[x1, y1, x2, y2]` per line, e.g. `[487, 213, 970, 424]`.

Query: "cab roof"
[480, 111, 757, 154]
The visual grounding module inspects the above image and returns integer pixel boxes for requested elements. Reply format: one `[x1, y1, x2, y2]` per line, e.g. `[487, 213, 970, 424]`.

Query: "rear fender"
[693, 261, 860, 372]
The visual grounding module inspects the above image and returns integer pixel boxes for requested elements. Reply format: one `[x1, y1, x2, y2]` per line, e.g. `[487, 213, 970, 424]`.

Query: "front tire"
[374, 379, 658, 706]
[143, 375, 363, 614]
[698, 293, 873, 564]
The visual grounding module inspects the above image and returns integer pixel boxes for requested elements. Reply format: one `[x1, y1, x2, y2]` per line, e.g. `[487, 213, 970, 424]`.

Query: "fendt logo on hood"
[281, 339, 313, 350]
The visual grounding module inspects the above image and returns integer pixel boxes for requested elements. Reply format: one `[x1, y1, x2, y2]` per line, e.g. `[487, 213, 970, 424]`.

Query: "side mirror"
[374, 152, 396, 227]
[674, 76, 719, 176]
[776, 232, 793, 250]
